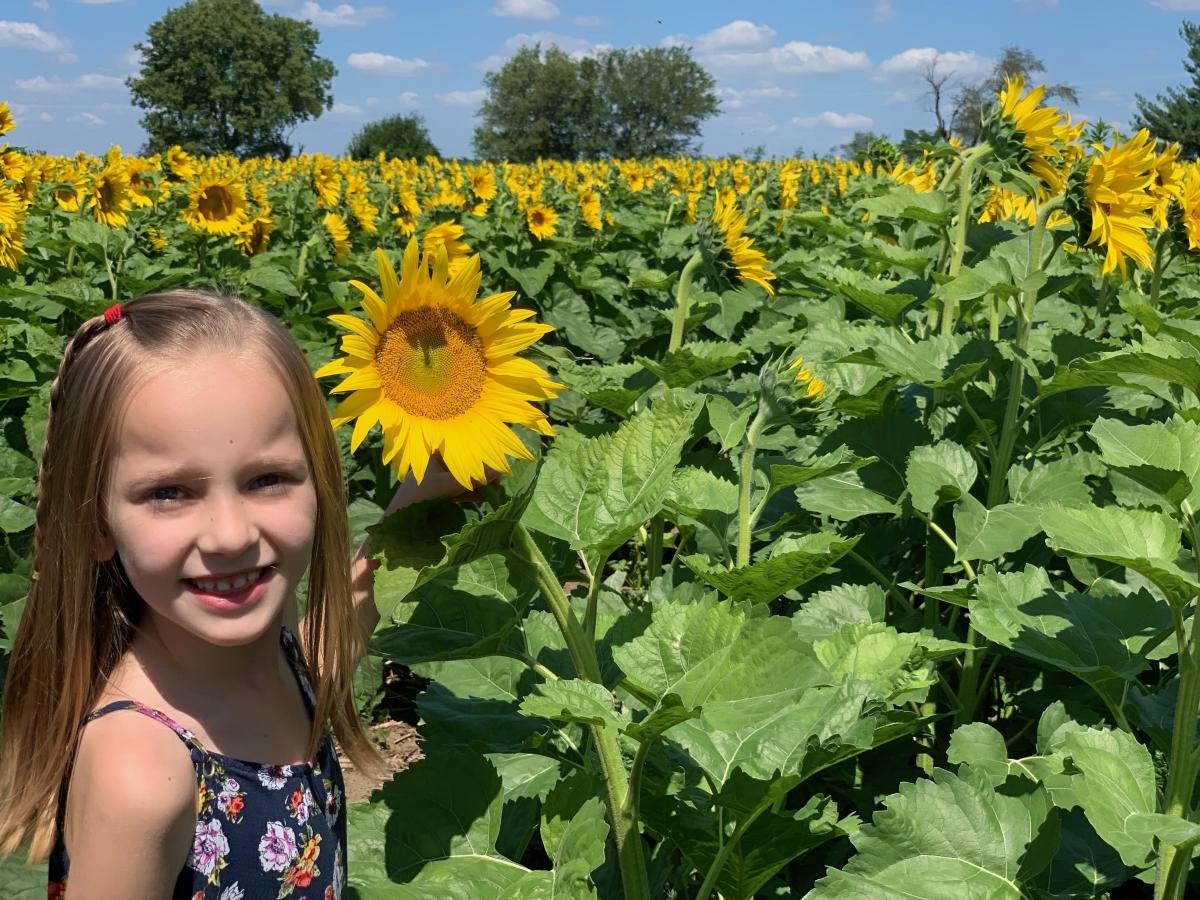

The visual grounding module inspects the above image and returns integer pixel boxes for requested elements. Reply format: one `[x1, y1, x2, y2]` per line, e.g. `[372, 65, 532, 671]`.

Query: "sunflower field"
[7, 75, 1200, 897]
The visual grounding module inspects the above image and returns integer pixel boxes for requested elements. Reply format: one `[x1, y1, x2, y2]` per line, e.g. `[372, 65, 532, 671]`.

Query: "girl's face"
[96, 353, 318, 647]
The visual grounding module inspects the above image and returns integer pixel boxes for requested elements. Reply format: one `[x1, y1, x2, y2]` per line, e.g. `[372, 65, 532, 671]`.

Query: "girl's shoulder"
[63, 706, 198, 883]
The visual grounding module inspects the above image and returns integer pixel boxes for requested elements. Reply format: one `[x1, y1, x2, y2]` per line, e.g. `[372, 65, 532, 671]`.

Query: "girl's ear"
[93, 526, 116, 562]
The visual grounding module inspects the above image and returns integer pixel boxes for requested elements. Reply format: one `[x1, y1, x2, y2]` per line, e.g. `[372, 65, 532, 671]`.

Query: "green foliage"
[1136, 21, 1200, 156]
[127, 0, 335, 157]
[346, 114, 440, 161]
[473, 44, 718, 160]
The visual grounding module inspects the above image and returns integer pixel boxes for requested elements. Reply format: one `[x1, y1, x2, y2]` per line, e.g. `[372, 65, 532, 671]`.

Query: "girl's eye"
[145, 474, 290, 507]
[252, 473, 289, 492]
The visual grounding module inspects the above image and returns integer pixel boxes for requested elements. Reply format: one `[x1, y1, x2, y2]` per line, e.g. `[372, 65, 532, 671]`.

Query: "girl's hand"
[350, 453, 501, 620]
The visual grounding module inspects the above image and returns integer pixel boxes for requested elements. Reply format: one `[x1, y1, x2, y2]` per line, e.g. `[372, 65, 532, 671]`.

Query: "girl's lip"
[182, 565, 274, 594]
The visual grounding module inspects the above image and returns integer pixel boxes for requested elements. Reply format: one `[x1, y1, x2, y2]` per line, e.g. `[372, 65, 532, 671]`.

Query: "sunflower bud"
[757, 354, 825, 425]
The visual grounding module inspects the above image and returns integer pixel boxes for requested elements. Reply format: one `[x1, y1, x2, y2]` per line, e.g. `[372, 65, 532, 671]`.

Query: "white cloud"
[67, 112, 105, 125]
[878, 47, 992, 80]
[347, 52, 429, 75]
[437, 89, 487, 106]
[478, 32, 611, 70]
[716, 85, 798, 109]
[32, 0, 49, 9]
[694, 20, 776, 52]
[15, 73, 124, 91]
[121, 47, 142, 69]
[58, 52, 77, 63]
[729, 111, 778, 136]
[793, 111, 873, 128]
[1149, 0, 1200, 7]
[1093, 89, 1121, 101]
[572, 15, 602, 26]
[366, 92, 419, 108]
[705, 41, 870, 75]
[38, 111, 52, 121]
[872, 0, 896, 22]
[0, 20, 69, 52]
[493, 0, 558, 20]
[292, 1, 388, 27]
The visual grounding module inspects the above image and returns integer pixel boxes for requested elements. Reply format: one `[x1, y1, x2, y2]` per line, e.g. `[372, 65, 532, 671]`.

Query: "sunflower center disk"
[199, 187, 232, 220]
[375, 307, 487, 419]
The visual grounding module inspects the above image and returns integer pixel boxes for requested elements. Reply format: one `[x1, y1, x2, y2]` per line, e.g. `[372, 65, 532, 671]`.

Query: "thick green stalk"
[1156, 503, 1200, 899]
[694, 796, 775, 900]
[668, 251, 704, 352]
[509, 523, 649, 900]
[942, 145, 992, 335]
[986, 195, 1063, 508]
[1150, 230, 1175, 310]
[735, 405, 769, 568]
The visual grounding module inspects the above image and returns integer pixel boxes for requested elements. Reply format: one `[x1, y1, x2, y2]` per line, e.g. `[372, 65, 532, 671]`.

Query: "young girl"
[0, 289, 467, 898]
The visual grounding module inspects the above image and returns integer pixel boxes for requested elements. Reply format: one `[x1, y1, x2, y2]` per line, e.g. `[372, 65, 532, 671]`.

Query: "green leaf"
[906, 441, 978, 514]
[346, 751, 527, 895]
[611, 597, 829, 731]
[813, 267, 921, 324]
[682, 533, 860, 604]
[809, 767, 1057, 899]
[1057, 727, 1161, 868]
[374, 553, 537, 664]
[1090, 417, 1200, 510]
[705, 394, 755, 453]
[244, 264, 300, 297]
[794, 470, 900, 521]
[525, 392, 703, 556]
[814, 622, 962, 704]
[1041, 504, 1200, 608]
[1006, 456, 1094, 508]
[766, 448, 875, 503]
[1041, 350, 1200, 401]
[953, 495, 1042, 562]
[637, 341, 746, 388]
[519, 679, 628, 730]
[498, 797, 609, 899]
[791, 583, 885, 642]
[0, 497, 35, 534]
[971, 566, 1173, 712]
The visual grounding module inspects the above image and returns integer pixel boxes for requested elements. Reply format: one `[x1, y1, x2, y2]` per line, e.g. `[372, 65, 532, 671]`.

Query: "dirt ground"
[337, 718, 423, 804]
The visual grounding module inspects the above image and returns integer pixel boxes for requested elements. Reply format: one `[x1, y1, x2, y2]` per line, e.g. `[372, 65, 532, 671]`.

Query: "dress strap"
[280, 623, 317, 714]
[82, 700, 212, 756]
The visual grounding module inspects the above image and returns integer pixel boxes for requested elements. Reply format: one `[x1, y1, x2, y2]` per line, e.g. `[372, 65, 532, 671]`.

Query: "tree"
[127, 0, 336, 158]
[921, 55, 954, 142]
[347, 114, 440, 160]
[1135, 21, 1200, 157]
[838, 130, 886, 160]
[472, 44, 718, 160]
[950, 46, 1078, 146]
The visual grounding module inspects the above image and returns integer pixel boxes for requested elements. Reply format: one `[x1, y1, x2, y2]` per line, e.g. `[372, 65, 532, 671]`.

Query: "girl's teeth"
[193, 568, 263, 592]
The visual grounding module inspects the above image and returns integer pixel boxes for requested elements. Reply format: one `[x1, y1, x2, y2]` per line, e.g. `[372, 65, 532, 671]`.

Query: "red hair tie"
[103, 303, 123, 326]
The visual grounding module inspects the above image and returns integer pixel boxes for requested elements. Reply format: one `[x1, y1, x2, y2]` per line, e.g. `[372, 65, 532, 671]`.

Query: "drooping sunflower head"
[0, 102, 14, 137]
[698, 192, 777, 296]
[1065, 128, 1157, 278]
[314, 239, 563, 489]
[166, 145, 196, 180]
[184, 176, 248, 236]
[236, 213, 275, 256]
[323, 211, 351, 261]
[983, 76, 1078, 196]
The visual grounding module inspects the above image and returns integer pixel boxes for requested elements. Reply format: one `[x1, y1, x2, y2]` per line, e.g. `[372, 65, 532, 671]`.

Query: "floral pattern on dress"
[48, 625, 347, 900]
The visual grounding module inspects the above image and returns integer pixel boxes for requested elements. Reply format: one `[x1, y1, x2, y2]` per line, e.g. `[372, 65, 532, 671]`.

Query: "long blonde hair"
[0, 289, 385, 864]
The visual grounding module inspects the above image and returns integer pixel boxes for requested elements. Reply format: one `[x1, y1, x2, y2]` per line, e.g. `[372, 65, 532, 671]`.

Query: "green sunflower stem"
[1149, 229, 1176, 310]
[735, 404, 769, 569]
[507, 519, 650, 900]
[942, 145, 992, 335]
[987, 194, 1063, 509]
[668, 251, 704, 353]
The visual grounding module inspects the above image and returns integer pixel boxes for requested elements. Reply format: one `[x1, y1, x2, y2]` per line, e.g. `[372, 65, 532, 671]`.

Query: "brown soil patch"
[338, 718, 423, 804]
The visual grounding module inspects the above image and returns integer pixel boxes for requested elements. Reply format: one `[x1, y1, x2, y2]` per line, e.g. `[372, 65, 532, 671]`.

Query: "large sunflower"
[710, 192, 776, 295]
[0, 182, 26, 270]
[0, 102, 13, 137]
[987, 76, 1080, 195]
[314, 240, 562, 489]
[184, 176, 247, 235]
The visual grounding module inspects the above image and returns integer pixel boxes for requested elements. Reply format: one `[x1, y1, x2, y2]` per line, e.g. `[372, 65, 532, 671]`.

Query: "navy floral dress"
[48, 625, 346, 900]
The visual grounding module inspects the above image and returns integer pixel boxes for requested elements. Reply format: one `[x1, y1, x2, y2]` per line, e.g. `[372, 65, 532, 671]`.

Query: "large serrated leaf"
[808, 766, 1057, 899]
[971, 566, 1173, 712]
[906, 440, 977, 514]
[518, 679, 629, 730]
[1090, 417, 1200, 510]
[682, 533, 860, 604]
[525, 393, 703, 555]
[636, 340, 746, 388]
[953, 494, 1042, 562]
[1041, 504, 1200, 608]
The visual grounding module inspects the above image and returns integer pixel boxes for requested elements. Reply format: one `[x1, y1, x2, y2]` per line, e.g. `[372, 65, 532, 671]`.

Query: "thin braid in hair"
[31, 313, 121, 580]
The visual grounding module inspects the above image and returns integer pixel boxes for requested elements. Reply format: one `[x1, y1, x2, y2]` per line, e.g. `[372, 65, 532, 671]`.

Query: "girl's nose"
[196, 491, 260, 555]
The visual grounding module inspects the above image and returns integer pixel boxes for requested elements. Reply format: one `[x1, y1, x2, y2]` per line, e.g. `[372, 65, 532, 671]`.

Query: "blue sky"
[2, 0, 1200, 159]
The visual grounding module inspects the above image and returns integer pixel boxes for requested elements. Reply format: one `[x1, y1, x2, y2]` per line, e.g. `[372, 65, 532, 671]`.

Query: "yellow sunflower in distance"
[423, 221, 471, 275]
[527, 204, 557, 239]
[712, 192, 776, 295]
[314, 240, 563, 489]
[184, 176, 247, 235]
[87, 162, 132, 228]
[0, 102, 14, 137]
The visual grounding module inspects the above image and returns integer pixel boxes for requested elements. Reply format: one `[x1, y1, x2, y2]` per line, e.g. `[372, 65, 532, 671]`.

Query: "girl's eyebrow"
[124, 456, 308, 492]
